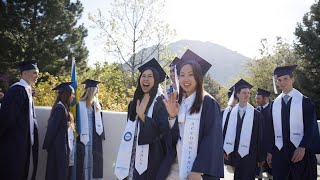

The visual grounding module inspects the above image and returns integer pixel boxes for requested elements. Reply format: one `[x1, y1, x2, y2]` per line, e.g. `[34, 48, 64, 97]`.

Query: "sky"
[79, 0, 315, 66]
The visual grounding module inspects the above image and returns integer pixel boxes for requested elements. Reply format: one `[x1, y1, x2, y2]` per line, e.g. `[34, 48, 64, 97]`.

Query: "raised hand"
[163, 91, 179, 119]
[136, 93, 150, 122]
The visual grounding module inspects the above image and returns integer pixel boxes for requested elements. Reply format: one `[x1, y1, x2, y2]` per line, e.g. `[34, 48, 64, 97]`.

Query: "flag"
[70, 57, 80, 180]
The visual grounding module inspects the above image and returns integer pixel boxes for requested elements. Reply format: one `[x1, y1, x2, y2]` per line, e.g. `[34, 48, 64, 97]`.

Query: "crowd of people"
[0, 49, 319, 180]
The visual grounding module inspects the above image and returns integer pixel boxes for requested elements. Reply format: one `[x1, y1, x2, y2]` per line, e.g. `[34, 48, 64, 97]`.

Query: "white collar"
[238, 104, 247, 111]
[262, 102, 269, 109]
[182, 91, 196, 106]
[19, 79, 31, 88]
[282, 88, 295, 97]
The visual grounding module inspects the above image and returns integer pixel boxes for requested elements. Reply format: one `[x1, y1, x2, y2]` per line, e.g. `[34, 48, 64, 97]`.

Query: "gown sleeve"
[192, 96, 224, 178]
[0, 86, 27, 136]
[256, 110, 265, 162]
[299, 97, 317, 149]
[42, 105, 66, 150]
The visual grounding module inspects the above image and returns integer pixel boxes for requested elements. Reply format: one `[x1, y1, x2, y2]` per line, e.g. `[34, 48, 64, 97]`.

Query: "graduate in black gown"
[114, 58, 169, 180]
[76, 79, 105, 180]
[254, 88, 272, 179]
[0, 60, 39, 180]
[163, 49, 224, 180]
[222, 89, 239, 141]
[43, 82, 76, 180]
[265, 65, 318, 180]
[223, 79, 265, 180]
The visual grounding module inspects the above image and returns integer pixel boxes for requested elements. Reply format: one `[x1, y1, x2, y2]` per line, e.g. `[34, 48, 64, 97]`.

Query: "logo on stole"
[124, 132, 132, 141]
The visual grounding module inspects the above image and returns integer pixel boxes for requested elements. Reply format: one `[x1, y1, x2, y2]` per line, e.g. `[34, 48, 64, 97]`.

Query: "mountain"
[166, 40, 250, 86]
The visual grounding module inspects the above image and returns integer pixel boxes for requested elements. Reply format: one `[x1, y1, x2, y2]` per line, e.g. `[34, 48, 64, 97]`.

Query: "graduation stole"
[272, 88, 303, 150]
[57, 101, 75, 165]
[222, 106, 232, 131]
[11, 79, 37, 145]
[176, 92, 202, 179]
[223, 103, 254, 157]
[114, 96, 158, 180]
[79, 98, 103, 145]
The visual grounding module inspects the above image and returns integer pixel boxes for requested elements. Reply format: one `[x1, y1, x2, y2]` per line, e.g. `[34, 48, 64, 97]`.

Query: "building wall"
[36, 106, 127, 180]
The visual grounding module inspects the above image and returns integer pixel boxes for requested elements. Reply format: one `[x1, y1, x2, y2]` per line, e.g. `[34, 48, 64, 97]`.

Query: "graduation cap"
[17, 60, 38, 72]
[82, 79, 100, 89]
[52, 82, 74, 93]
[230, 79, 253, 92]
[180, 49, 212, 76]
[169, 57, 180, 67]
[273, 65, 297, 78]
[272, 65, 297, 94]
[138, 58, 167, 83]
[256, 88, 271, 97]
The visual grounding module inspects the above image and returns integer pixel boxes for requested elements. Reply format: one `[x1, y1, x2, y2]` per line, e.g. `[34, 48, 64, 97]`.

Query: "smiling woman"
[114, 58, 170, 180]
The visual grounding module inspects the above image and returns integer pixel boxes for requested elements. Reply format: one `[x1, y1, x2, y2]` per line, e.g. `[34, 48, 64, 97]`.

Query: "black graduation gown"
[160, 95, 224, 180]
[76, 105, 105, 180]
[223, 108, 265, 180]
[43, 104, 69, 180]
[265, 97, 318, 180]
[256, 104, 272, 175]
[0, 85, 38, 180]
[125, 95, 169, 180]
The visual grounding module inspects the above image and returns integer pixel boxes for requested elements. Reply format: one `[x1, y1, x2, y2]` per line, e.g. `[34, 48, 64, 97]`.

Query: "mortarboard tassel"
[272, 75, 278, 94]
[174, 65, 179, 95]
[227, 88, 235, 106]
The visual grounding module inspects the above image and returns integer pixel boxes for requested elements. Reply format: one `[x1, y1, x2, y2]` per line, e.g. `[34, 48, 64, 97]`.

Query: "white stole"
[11, 79, 37, 145]
[114, 96, 158, 179]
[177, 92, 202, 179]
[223, 103, 254, 157]
[79, 99, 104, 145]
[272, 88, 303, 150]
[222, 106, 232, 130]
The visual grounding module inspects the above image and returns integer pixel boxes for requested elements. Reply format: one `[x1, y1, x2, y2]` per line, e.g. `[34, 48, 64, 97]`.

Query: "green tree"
[236, 38, 300, 106]
[0, 0, 88, 81]
[295, 1, 320, 116]
[203, 74, 221, 101]
[89, 0, 175, 86]
[34, 62, 134, 112]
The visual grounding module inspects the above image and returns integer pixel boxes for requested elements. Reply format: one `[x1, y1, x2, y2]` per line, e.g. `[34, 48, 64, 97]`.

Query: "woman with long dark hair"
[43, 82, 76, 180]
[114, 58, 169, 180]
[163, 50, 224, 180]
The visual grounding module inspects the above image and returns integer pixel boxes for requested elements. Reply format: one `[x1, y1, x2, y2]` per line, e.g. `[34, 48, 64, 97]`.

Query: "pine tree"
[295, 1, 320, 116]
[0, 0, 88, 81]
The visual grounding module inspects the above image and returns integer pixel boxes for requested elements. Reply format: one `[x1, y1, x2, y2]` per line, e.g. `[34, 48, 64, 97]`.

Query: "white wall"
[35, 107, 320, 180]
[35, 106, 127, 180]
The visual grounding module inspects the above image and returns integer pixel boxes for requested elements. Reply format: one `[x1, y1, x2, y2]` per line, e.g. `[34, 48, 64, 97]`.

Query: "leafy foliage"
[295, 1, 320, 117]
[34, 63, 135, 112]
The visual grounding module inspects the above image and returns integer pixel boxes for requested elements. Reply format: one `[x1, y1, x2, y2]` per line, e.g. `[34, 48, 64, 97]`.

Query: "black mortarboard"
[52, 82, 74, 93]
[256, 88, 271, 97]
[170, 57, 180, 67]
[18, 60, 38, 72]
[82, 79, 100, 89]
[230, 79, 253, 92]
[180, 49, 212, 76]
[273, 65, 297, 78]
[138, 58, 167, 83]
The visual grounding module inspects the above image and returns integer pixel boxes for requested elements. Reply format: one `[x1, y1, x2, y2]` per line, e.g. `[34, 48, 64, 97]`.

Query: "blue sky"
[79, 0, 315, 66]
